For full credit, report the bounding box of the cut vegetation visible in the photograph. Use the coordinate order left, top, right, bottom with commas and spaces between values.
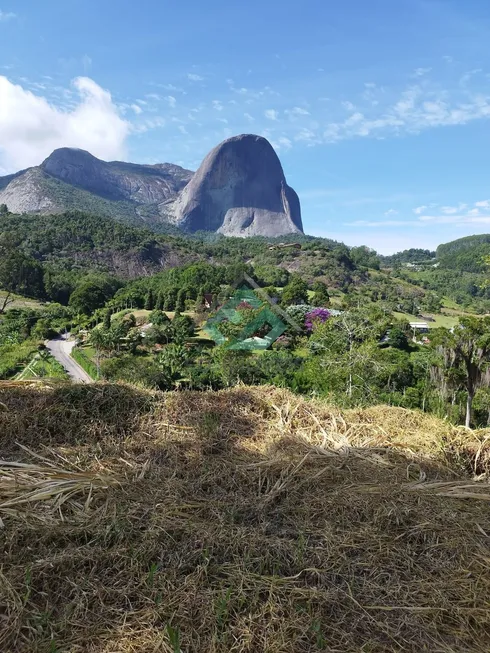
1, 383, 490, 652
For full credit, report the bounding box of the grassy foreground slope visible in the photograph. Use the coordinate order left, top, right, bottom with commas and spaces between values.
1, 383, 490, 652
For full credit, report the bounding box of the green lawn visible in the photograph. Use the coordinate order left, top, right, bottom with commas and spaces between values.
441, 297, 461, 310
0, 291, 44, 311
0, 340, 41, 379
392, 311, 459, 329
16, 351, 68, 380
80, 346, 97, 361
110, 309, 198, 325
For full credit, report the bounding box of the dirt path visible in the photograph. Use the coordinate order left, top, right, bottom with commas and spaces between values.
45, 335, 92, 384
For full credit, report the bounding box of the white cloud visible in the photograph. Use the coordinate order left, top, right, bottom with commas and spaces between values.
347, 219, 418, 228
295, 128, 321, 145
165, 95, 176, 108
187, 73, 204, 82
130, 104, 142, 114
132, 116, 166, 134
460, 69, 482, 88
394, 86, 420, 116
212, 100, 223, 111
157, 83, 185, 93
317, 77, 490, 146
413, 205, 427, 214
265, 109, 278, 120
178, 125, 188, 135
272, 136, 292, 151
440, 206, 458, 215
418, 213, 490, 225
475, 200, 490, 208
145, 93, 161, 101
342, 101, 356, 111
441, 203, 467, 214
384, 209, 398, 216
244, 112, 254, 122
467, 208, 480, 216
412, 67, 431, 77
0, 76, 130, 172
286, 106, 310, 117
0, 10, 16, 21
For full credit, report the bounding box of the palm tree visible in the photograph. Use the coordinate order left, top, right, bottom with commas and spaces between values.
89, 328, 109, 377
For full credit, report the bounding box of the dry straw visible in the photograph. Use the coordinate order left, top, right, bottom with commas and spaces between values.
0, 381, 489, 652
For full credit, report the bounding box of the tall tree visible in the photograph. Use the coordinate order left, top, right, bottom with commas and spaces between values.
195, 287, 205, 313
89, 328, 109, 377
175, 289, 186, 314
103, 309, 112, 330
155, 292, 165, 311
150, 309, 170, 326
311, 281, 330, 307
281, 275, 309, 306
432, 317, 490, 428
306, 309, 390, 401
164, 288, 178, 311
69, 281, 108, 315
172, 315, 195, 345
144, 289, 154, 311
0, 250, 45, 305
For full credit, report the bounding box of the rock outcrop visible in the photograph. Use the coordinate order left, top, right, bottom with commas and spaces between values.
41, 148, 193, 204
171, 134, 303, 237
0, 168, 61, 214
0, 149, 193, 225
0, 135, 304, 238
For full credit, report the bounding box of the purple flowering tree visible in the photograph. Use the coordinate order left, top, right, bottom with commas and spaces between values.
305, 307, 331, 333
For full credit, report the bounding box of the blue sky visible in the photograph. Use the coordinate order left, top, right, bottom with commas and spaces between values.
2, 0, 490, 252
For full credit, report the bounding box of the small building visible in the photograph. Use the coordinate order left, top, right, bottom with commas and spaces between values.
409, 321, 429, 334
204, 293, 214, 309
267, 242, 302, 251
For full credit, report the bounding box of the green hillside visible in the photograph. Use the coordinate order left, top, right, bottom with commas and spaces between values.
436, 234, 490, 272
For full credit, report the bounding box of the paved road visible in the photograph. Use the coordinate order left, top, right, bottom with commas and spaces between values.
46, 335, 93, 384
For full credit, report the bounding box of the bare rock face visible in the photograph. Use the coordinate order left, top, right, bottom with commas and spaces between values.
41, 148, 193, 204
172, 134, 303, 237
0, 168, 62, 214
0, 148, 194, 226
0, 136, 304, 238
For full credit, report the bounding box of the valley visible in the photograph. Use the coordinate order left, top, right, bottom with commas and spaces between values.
2, 201, 490, 429
4, 1, 490, 649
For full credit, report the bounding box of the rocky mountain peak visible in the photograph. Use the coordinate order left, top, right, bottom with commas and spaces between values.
172, 134, 303, 237
0, 134, 303, 238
